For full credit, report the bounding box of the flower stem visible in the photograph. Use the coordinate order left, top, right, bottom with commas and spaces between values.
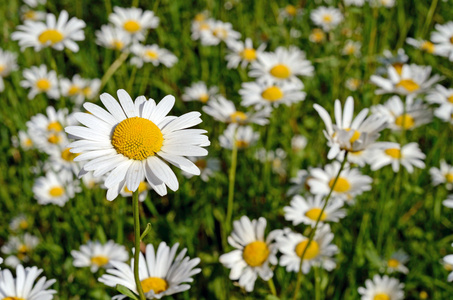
97, 51, 129, 97
292, 153, 348, 300
133, 190, 146, 300
268, 278, 277, 297
225, 128, 238, 236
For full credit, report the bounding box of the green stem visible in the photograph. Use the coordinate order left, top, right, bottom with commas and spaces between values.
314, 266, 321, 300
422, 0, 438, 38
292, 153, 348, 300
268, 278, 277, 297
225, 128, 239, 236
97, 51, 129, 97
133, 190, 146, 300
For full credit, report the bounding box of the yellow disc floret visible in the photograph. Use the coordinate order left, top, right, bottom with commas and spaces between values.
261, 86, 284, 102
91, 255, 110, 266
243, 241, 270, 267
373, 294, 390, 300
4, 297, 26, 300
387, 258, 400, 268
36, 79, 51, 91
241, 48, 257, 61
328, 177, 351, 193
385, 148, 401, 159
38, 29, 64, 45
295, 240, 320, 260
396, 79, 420, 92
395, 114, 415, 129
123, 20, 141, 33
269, 64, 291, 79
229, 111, 248, 123
61, 148, 78, 162
141, 277, 168, 294
49, 186, 65, 197
305, 208, 327, 221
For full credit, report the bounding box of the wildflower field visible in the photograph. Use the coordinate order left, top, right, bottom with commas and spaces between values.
1, 0, 453, 299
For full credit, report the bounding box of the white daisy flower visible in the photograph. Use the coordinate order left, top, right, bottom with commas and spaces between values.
284, 195, 346, 226
444, 252, 453, 281
443, 195, 453, 208
287, 169, 311, 196
0, 265, 56, 300
181, 81, 219, 103
11, 10, 86, 52
406, 38, 447, 56
96, 24, 132, 51
431, 22, 453, 61
430, 160, 453, 190
368, 142, 426, 173
309, 28, 326, 43
33, 171, 79, 206
358, 275, 404, 300
225, 38, 266, 69
130, 44, 178, 68
219, 216, 282, 292
65, 89, 210, 201
434, 103, 453, 124
20, 5, 46, 22
339, 148, 373, 167
60, 74, 101, 106
345, 78, 361, 91
291, 135, 307, 152
375, 49, 409, 76
239, 78, 305, 109
310, 6, 343, 32
0, 48, 18, 92
279, 4, 303, 20
182, 156, 220, 182
344, 0, 365, 6
190, 15, 212, 41
308, 161, 372, 202
255, 148, 287, 176
1, 233, 39, 267
23, 0, 46, 7
13, 130, 34, 150
426, 84, 453, 111
371, 95, 432, 131
200, 20, 241, 47
9, 214, 30, 231
202, 95, 271, 125
81, 171, 104, 189
109, 7, 159, 42
44, 145, 81, 181
385, 250, 409, 274
314, 96, 388, 160
219, 124, 259, 150
342, 40, 361, 56
276, 224, 339, 273
71, 240, 129, 273
20, 64, 59, 100
99, 242, 201, 299
249, 46, 314, 84
369, 0, 396, 7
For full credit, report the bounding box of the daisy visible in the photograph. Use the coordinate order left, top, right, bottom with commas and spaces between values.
249, 46, 314, 84
219, 124, 259, 150
255, 148, 287, 176
426, 84, 453, 111
99, 242, 201, 299
96, 24, 132, 51
225, 38, 266, 69
385, 250, 409, 274
9, 214, 30, 231
287, 169, 311, 196
191, 15, 212, 41
71, 240, 129, 272
358, 275, 404, 300
344, 0, 366, 6
11, 10, 86, 52
81, 171, 104, 189
0, 265, 56, 300
23, 0, 47, 7
130, 44, 178, 68
309, 28, 326, 43
109, 7, 159, 42
276, 224, 338, 273
33, 171, 79, 206
310, 6, 343, 32
375, 49, 409, 76
20, 64, 59, 100
279, 5, 303, 20
370, 0, 396, 8
345, 78, 361, 91
1, 233, 39, 267
12, 130, 34, 150
20, 5, 46, 22
342, 40, 361, 56
308, 161, 372, 201
368, 142, 426, 173
239, 78, 305, 109
434, 103, 453, 124
340, 148, 373, 167
430, 22, 453, 61
430, 160, 453, 190
371, 96, 432, 131
65, 89, 209, 201
291, 135, 307, 152
284, 195, 346, 226
314, 96, 388, 160
444, 252, 453, 281
60, 74, 101, 106
202, 95, 272, 125
443, 195, 453, 208
117, 180, 150, 202
182, 157, 221, 182
181, 82, 219, 103
0, 48, 18, 92
406, 38, 447, 56
200, 20, 241, 46
44, 145, 81, 181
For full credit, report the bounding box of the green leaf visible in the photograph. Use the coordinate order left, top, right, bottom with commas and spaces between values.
116, 284, 139, 300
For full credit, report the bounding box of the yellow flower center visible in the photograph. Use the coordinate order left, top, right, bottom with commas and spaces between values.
241, 48, 257, 61
345, 128, 361, 144
387, 258, 400, 268
24, 138, 33, 147
47, 121, 63, 132
242, 241, 270, 267
124, 181, 148, 193
373, 294, 390, 300
447, 95, 453, 104
269, 64, 291, 79
36, 79, 51, 91
3, 297, 26, 300
305, 208, 327, 221
199, 23, 210, 30
229, 111, 248, 123
90, 255, 110, 267
311, 29, 325, 43
261, 86, 284, 102
395, 114, 415, 129
47, 133, 61, 144
82, 87, 91, 96
236, 140, 249, 148
38, 29, 64, 45
141, 277, 168, 294
145, 50, 159, 60
19, 220, 29, 230
295, 240, 320, 260
0, 65, 5, 73
199, 93, 209, 103
286, 5, 297, 16
384, 148, 401, 159
421, 41, 435, 53
392, 63, 403, 75
18, 244, 29, 253
23, 10, 37, 20
322, 14, 333, 23
450, 36, 453, 44
68, 85, 80, 96
49, 186, 65, 197
328, 177, 351, 193
61, 148, 78, 162
445, 173, 453, 183
123, 20, 141, 33
112, 40, 124, 50
213, 28, 228, 39
111, 117, 163, 160
194, 13, 205, 22
396, 79, 420, 92
419, 291, 429, 299
345, 45, 356, 55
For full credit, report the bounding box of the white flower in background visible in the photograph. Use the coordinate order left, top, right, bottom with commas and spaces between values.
66, 89, 209, 201
309, 28, 326, 43
71, 240, 129, 272
99, 242, 201, 299
33, 171, 79, 206
225, 38, 266, 69
191, 14, 212, 41
130, 44, 178, 68
345, 78, 361, 91
427, 84, 453, 111
44, 145, 81, 181
81, 171, 104, 189
344, 0, 365, 6
23, 0, 47, 7
287, 169, 311, 196
434, 104, 453, 124
406, 38, 447, 56
276, 224, 338, 273
95, 24, 132, 51
20, 5, 46, 21
430, 160, 453, 190
255, 148, 287, 176
114, 180, 149, 201
385, 250, 409, 274
430, 22, 453, 61
310, 6, 343, 32
219, 216, 281, 292
239, 79, 305, 109
291, 135, 307, 152
371, 96, 432, 131
369, 0, 396, 8
219, 124, 259, 150
444, 249, 453, 282
0, 48, 18, 92
182, 82, 219, 103
279, 5, 303, 20
358, 275, 404, 300
182, 157, 220, 182
339, 148, 373, 167
60, 74, 101, 106
1, 233, 39, 267
203, 96, 271, 125
443, 195, 453, 208
308, 161, 372, 202
368, 142, 426, 173
20, 64, 60, 100
342, 40, 361, 56
375, 49, 409, 75
9, 214, 30, 231
249, 46, 314, 84
11, 10, 86, 52
284, 195, 346, 226
12, 130, 34, 150
109, 7, 159, 42
200, 20, 241, 46
0, 265, 56, 300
